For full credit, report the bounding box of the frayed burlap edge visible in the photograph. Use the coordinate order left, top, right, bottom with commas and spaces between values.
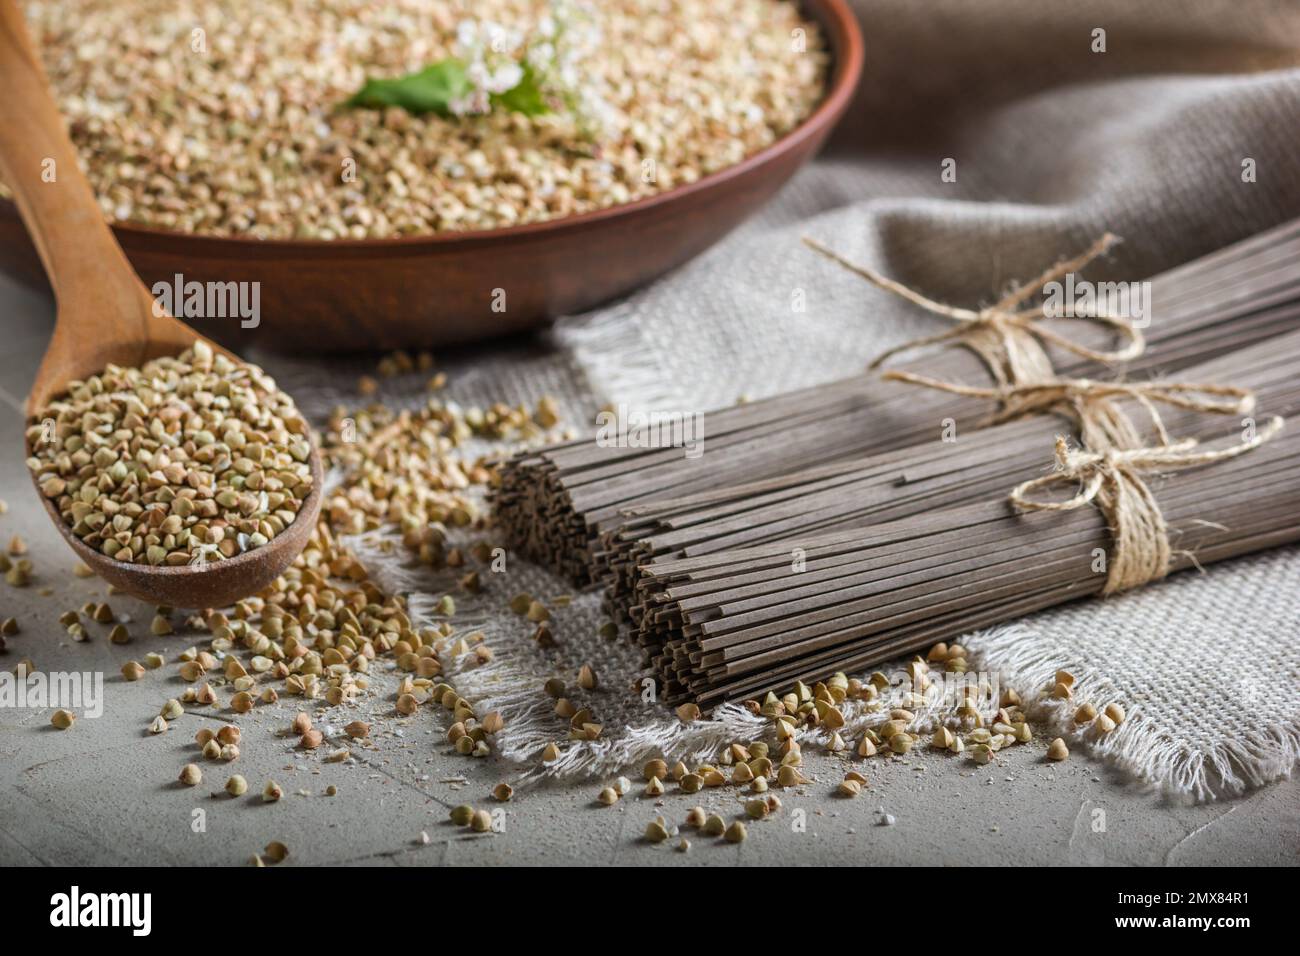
971, 624, 1300, 802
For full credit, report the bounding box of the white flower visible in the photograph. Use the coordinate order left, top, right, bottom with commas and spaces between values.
486, 61, 524, 95
455, 20, 478, 51
446, 3, 611, 133
480, 20, 521, 54
527, 42, 555, 69
466, 59, 490, 88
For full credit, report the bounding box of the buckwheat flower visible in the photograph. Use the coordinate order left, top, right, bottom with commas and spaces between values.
486, 61, 524, 95
484, 22, 524, 55
466, 59, 490, 89
456, 19, 479, 50
527, 42, 555, 70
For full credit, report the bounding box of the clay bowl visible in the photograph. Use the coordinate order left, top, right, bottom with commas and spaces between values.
0, 0, 863, 352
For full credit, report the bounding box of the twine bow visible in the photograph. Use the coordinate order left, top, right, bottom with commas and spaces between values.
802, 233, 1143, 390
1010, 417, 1284, 594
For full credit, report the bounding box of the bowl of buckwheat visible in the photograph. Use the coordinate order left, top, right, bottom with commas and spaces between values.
0, 0, 862, 349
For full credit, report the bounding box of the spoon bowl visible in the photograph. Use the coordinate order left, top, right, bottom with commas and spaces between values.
32, 450, 323, 609
3, 0, 323, 609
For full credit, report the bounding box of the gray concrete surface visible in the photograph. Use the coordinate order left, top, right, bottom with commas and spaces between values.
2, 275, 1297, 867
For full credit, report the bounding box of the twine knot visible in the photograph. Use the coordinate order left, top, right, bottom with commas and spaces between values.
1011, 418, 1284, 593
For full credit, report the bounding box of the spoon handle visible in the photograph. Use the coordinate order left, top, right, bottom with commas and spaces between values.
0, 0, 140, 310
0, 0, 228, 417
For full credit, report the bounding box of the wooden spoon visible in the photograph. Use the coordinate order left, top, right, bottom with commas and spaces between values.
0, 0, 321, 608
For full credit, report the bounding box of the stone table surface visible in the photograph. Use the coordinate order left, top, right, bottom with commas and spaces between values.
2, 275, 1296, 867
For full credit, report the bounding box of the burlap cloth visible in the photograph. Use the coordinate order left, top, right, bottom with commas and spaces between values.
264, 0, 1300, 801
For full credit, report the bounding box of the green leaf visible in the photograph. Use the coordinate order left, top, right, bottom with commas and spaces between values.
346, 57, 552, 120
489, 63, 550, 117
346, 60, 472, 116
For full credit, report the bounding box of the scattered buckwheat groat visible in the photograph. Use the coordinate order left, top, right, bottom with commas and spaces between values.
121, 661, 146, 681
644, 818, 670, 843
25, 341, 313, 567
